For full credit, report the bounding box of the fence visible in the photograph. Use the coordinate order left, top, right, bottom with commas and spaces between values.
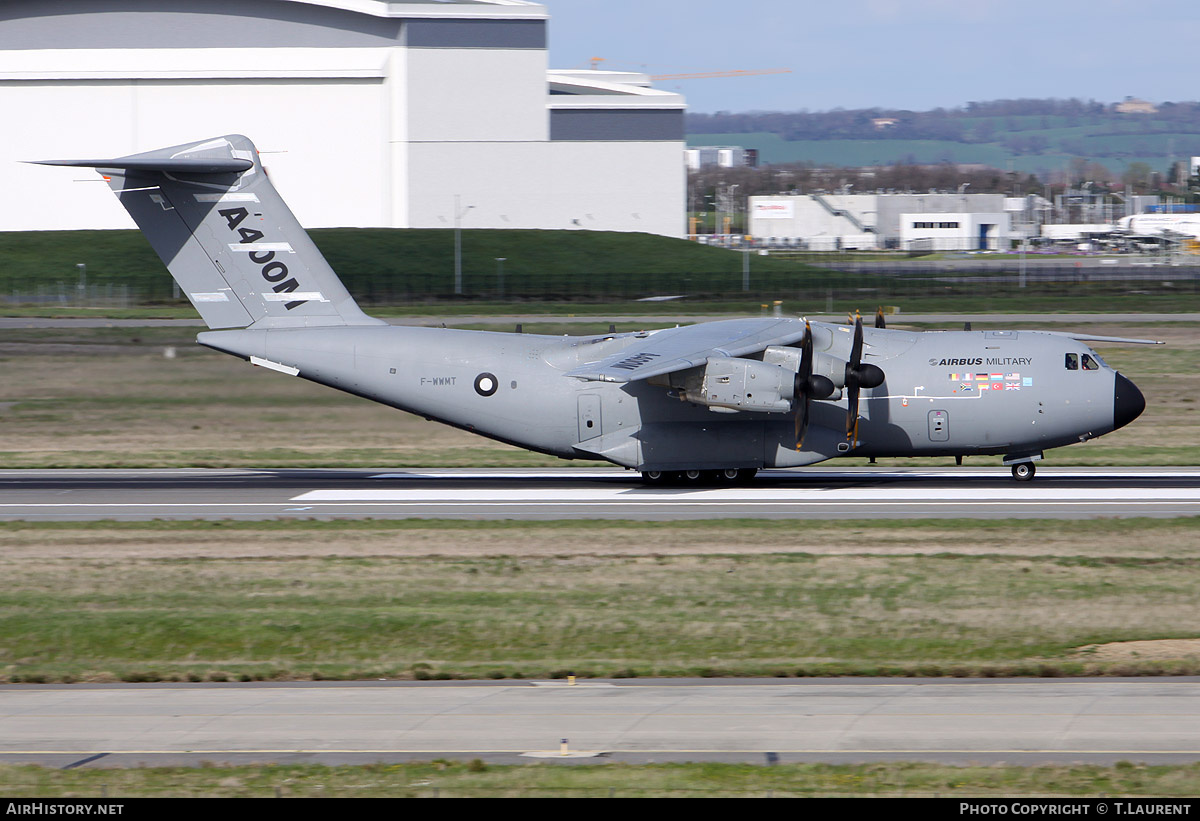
3, 282, 135, 308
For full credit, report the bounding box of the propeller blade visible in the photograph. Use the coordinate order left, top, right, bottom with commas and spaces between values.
842, 312, 883, 444
846, 379, 860, 440
875, 307, 886, 329
799, 320, 814, 382
794, 321, 814, 449
793, 320, 833, 449
850, 312, 864, 366
794, 392, 810, 449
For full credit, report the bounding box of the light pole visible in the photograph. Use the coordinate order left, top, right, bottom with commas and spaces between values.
454, 194, 474, 296
495, 257, 506, 298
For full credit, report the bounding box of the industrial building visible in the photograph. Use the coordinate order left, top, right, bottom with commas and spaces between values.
747, 192, 1021, 251
685, 146, 757, 170
2, 0, 686, 236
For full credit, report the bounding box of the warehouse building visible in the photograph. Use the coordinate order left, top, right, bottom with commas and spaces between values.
748, 192, 1016, 251
2, 0, 686, 236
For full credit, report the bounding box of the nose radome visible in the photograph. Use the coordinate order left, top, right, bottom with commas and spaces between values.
1113, 373, 1145, 431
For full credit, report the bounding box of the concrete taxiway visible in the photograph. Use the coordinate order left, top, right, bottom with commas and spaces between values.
4, 678, 1200, 767
0, 466, 1197, 521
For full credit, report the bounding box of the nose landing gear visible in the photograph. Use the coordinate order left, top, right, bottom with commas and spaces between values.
1005, 452, 1042, 482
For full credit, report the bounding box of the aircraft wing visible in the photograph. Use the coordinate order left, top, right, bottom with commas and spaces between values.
566, 318, 808, 383
1051, 332, 1164, 345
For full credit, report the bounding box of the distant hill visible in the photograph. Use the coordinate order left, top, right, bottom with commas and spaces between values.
687, 98, 1200, 175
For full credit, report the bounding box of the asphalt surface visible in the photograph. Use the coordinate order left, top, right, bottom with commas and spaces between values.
1, 466, 1198, 521
5, 678, 1200, 767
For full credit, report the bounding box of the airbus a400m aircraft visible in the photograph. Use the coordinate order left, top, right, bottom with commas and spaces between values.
38, 135, 1153, 482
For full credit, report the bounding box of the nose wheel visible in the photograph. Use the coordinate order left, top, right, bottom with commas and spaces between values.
1011, 462, 1036, 481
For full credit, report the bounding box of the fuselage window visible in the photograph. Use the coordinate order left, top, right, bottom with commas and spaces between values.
1082, 353, 1100, 371
1065, 353, 1079, 370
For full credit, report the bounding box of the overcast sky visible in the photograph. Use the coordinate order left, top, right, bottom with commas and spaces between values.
543, 0, 1200, 113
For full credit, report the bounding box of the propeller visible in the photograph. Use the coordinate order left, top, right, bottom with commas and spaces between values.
844, 312, 885, 444
793, 320, 834, 449
875, 306, 887, 329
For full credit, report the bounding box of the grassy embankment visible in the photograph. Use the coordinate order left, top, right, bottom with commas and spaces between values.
4, 227, 1200, 315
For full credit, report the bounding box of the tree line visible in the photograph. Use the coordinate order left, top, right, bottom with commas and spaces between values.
688, 97, 1200, 144
686, 158, 1187, 210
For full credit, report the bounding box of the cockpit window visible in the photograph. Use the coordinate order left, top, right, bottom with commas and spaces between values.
1065, 353, 1079, 370
1082, 353, 1100, 371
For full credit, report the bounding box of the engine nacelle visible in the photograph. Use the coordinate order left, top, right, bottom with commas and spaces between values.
688, 357, 794, 413
764, 345, 845, 389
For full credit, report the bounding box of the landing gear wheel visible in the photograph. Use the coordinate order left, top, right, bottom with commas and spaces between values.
641, 470, 668, 485
718, 468, 741, 485
1011, 462, 1036, 482
683, 469, 706, 484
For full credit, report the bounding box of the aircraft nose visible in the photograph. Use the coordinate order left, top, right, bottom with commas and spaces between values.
1113, 372, 1145, 431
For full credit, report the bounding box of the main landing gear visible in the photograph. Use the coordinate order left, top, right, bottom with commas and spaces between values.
641, 468, 758, 486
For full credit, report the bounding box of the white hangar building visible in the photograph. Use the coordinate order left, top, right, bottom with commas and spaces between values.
2, 0, 686, 236
748, 193, 1017, 251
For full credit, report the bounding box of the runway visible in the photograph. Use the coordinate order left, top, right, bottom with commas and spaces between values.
5, 678, 1200, 767
0, 466, 1197, 520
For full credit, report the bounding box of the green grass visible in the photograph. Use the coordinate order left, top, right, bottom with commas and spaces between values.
4, 760, 1200, 798
0, 227, 819, 301
6, 517, 1200, 683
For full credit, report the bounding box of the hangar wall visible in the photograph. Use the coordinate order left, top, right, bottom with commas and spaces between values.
0, 0, 685, 237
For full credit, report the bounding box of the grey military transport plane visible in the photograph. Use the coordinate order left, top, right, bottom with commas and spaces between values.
37, 135, 1154, 482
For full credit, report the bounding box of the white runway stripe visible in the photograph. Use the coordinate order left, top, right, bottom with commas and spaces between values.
293, 486, 1200, 503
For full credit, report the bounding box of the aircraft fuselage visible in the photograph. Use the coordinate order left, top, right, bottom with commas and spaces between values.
199, 318, 1142, 473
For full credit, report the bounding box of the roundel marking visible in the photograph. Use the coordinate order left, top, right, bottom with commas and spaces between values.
474, 372, 499, 397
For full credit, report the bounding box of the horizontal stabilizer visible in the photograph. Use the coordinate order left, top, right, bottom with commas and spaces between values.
31, 158, 253, 174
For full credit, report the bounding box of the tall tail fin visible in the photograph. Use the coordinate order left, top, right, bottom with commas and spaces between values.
35, 135, 382, 329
